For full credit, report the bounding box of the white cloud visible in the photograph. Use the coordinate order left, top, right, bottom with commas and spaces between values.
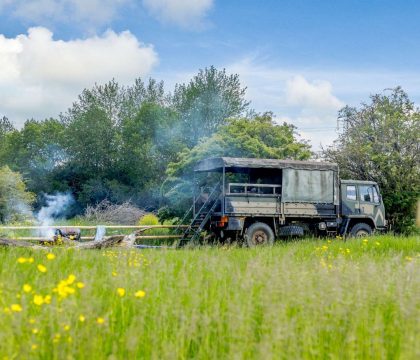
0, 27, 158, 126
0, 0, 214, 29
228, 57, 420, 150
142, 0, 213, 28
226, 57, 344, 150
0, 0, 129, 28
286, 75, 343, 110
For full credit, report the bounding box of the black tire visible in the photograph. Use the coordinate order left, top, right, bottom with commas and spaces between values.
244, 222, 275, 247
279, 225, 305, 237
350, 223, 373, 237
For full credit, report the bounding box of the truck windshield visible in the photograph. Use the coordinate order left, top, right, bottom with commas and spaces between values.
359, 185, 379, 203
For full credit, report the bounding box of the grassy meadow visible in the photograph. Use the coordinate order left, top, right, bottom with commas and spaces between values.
0, 235, 419, 359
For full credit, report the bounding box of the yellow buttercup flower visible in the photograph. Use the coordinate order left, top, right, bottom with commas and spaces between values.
53, 277, 78, 299
31, 344, 38, 351
79, 315, 85, 322
17, 257, 27, 264
66, 274, 76, 285
46, 253, 56, 260
32, 328, 39, 334
23, 284, 32, 293
134, 290, 146, 298
63, 324, 70, 331
37, 264, 47, 273
33, 295, 44, 306
117, 288, 125, 297
28, 257, 34, 263
96, 317, 105, 324
11, 304, 22, 312
76, 282, 85, 289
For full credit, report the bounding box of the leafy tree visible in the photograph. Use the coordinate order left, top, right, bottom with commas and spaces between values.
65, 106, 119, 176
324, 87, 420, 233
61, 78, 167, 126
120, 102, 183, 189
0, 117, 15, 166
161, 113, 311, 219
0, 119, 66, 194
0, 116, 14, 136
172, 66, 250, 147
0, 166, 35, 223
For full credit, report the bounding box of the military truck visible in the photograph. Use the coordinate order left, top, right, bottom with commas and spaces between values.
180, 157, 387, 246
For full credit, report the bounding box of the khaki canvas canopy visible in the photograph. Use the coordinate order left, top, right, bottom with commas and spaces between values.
195, 157, 339, 204
194, 157, 338, 172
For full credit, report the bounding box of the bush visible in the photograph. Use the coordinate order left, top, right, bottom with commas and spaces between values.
138, 213, 160, 226
84, 200, 145, 225
0, 166, 35, 224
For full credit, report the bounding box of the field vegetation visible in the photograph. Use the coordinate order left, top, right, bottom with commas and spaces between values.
0, 235, 418, 359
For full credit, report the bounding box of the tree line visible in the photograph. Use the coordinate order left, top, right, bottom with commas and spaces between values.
0, 67, 418, 233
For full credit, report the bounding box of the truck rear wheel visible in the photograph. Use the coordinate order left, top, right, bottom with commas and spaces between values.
350, 223, 373, 237
245, 222, 275, 247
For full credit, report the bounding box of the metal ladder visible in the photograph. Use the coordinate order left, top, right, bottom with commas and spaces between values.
178, 183, 221, 247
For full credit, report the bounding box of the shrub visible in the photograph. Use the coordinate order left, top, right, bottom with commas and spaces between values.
0, 166, 35, 224
138, 213, 160, 226
84, 200, 145, 225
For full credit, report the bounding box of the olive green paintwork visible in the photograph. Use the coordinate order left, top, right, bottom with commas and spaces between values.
340, 180, 387, 228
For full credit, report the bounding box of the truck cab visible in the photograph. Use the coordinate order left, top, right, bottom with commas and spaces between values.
340, 180, 387, 236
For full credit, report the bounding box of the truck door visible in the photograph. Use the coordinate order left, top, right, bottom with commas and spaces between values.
358, 185, 386, 228
341, 184, 360, 216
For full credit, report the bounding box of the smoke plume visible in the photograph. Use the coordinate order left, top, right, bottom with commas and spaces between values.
36, 193, 75, 239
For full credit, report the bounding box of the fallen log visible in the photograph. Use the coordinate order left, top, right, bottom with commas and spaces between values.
0, 238, 46, 249
73, 235, 126, 249
0, 235, 132, 249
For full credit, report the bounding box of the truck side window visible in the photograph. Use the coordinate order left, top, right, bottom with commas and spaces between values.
346, 185, 356, 200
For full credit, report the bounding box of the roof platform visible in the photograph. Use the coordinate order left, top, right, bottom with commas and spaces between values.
194, 157, 338, 172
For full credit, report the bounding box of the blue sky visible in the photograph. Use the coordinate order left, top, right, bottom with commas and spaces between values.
1, 0, 419, 149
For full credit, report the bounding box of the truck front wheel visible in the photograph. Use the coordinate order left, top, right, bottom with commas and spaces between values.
350, 223, 373, 237
245, 222, 275, 247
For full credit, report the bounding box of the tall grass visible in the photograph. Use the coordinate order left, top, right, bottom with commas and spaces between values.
0, 235, 418, 359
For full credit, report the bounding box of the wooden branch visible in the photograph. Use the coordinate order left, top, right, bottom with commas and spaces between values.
0, 235, 128, 249
0, 238, 47, 249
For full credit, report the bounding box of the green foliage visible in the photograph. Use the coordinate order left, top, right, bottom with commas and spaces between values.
0, 119, 66, 195
167, 112, 311, 178
138, 213, 159, 226
65, 106, 119, 177
0, 236, 418, 358
0, 116, 14, 136
120, 102, 183, 190
57, 79, 185, 209
324, 87, 420, 233
0, 166, 35, 223
172, 66, 250, 147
